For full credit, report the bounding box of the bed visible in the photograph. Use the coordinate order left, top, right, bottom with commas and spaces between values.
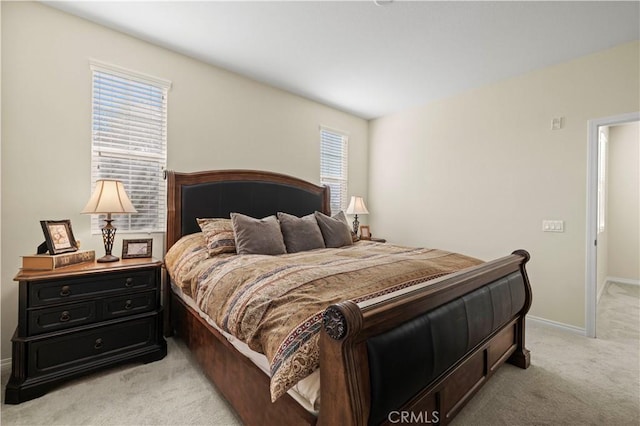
164, 169, 532, 426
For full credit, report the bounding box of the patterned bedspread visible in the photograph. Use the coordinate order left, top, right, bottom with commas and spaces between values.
165, 233, 482, 401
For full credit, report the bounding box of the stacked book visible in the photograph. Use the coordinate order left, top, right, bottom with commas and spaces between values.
22, 250, 95, 271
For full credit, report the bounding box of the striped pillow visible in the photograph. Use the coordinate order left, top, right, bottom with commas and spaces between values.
196, 218, 237, 257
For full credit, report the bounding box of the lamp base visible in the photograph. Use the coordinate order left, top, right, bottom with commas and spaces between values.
352, 215, 360, 236
97, 254, 119, 263
99, 216, 118, 263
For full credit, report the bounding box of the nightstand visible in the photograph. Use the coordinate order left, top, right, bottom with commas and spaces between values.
5, 258, 167, 404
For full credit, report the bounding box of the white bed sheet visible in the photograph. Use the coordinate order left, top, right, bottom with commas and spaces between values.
171, 283, 321, 414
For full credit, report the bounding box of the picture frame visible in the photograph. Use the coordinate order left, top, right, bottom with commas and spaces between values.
122, 238, 153, 259
360, 225, 371, 240
40, 220, 79, 255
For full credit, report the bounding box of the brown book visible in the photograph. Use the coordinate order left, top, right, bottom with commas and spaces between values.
22, 250, 95, 270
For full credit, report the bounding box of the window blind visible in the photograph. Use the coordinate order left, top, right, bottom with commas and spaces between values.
90, 61, 170, 233
320, 127, 349, 214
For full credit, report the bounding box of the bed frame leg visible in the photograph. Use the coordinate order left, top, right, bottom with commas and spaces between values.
509, 347, 530, 369
163, 271, 174, 337
508, 250, 532, 369
507, 317, 530, 369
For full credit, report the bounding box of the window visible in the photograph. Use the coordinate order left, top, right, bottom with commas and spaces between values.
90, 60, 171, 233
320, 127, 348, 214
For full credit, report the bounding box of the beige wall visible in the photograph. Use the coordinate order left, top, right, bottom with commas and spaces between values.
607, 122, 640, 281
1, 2, 368, 360
369, 41, 640, 329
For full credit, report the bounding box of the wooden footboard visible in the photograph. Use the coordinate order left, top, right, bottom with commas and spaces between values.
317, 250, 532, 426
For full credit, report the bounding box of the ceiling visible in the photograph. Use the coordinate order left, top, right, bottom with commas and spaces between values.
44, 1, 640, 120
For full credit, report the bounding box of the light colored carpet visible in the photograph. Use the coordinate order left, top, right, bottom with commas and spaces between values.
1, 282, 638, 425
1, 337, 242, 426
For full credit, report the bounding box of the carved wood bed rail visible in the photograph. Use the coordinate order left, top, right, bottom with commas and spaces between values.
164, 169, 532, 426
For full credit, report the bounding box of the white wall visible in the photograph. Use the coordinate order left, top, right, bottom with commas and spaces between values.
0, 0, 3, 369
607, 122, 640, 282
369, 41, 640, 329
596, 128, 609, 301
1, 2, 368, 360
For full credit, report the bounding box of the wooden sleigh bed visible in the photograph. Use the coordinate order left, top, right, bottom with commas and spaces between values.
164, 169, 532, 426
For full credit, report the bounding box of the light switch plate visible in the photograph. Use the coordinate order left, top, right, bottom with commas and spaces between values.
542, 220, 564, 232
551, 117, 564, 130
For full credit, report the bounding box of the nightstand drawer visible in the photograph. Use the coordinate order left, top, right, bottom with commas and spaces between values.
28, 315, 157, 377
28, 301, 97, 335
103, 290, 157, 319
29, 270, 156, 307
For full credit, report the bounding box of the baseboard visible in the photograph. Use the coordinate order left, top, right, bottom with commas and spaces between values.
527, 315, 586, 335
597, 280, 610, 304
606, 276, 640, 286
1, 357, 11, 374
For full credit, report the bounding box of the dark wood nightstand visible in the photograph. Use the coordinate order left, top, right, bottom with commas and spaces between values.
5, 258, 167, 404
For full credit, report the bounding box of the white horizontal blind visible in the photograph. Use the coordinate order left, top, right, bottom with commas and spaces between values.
320, 127, 348, 214
90, 61, 170, 233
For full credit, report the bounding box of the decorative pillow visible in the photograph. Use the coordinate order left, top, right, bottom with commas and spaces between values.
277, 212, 326, 253
196, 218, 236, 257
314, 211, 354, 248
230, 213, 287, 255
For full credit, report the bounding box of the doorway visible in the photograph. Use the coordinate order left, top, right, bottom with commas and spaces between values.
586, 112, 640, 337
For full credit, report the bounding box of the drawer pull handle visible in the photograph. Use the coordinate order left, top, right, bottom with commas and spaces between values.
59, 311, 71, 322
60, 286, 71, 297
94, 338, 103, 350
125, 278, 134, 287
124, 300, 133, 310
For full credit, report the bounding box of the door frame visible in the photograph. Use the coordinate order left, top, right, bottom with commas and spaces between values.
585, 111, 639, 337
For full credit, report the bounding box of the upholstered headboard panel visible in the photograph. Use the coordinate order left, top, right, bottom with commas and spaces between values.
166, 170, 331, 250
180, 181, 328, 236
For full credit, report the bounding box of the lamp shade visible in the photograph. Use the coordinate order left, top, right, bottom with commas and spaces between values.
345, 196, 369, 215
81, 179, 137, 214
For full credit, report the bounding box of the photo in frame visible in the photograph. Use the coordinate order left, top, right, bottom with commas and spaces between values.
122, 238, 153, 259
360, 225, 371, 240
40, 220, 79, 255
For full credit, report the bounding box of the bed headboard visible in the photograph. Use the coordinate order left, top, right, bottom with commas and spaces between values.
166, 169, 331, 250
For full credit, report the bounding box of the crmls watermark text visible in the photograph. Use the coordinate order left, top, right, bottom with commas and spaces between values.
388, 411, 440, 424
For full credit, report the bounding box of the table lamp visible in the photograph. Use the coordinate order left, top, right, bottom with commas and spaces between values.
345, 196, 369, 236
81, 179, 137, 262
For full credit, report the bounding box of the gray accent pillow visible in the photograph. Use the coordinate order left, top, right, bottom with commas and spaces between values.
277, 212, 326, 253
230, 213, 287, 255
314, 211, 354, 248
